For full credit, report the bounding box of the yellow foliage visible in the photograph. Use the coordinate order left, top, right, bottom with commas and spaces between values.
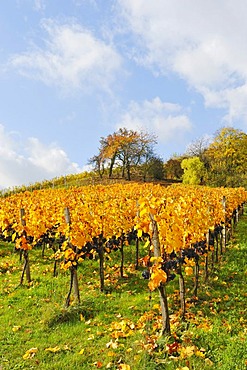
137, 229, 142, 238
179, 345, 196, 359
184, 266, 194, 276
148, 268, 167, 291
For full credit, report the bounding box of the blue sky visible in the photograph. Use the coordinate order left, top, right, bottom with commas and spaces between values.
0, 0, 246, 189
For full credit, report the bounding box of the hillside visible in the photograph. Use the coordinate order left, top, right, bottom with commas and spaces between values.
0, 170, 181, 197
0, 184, 246, 370
0, 211, 246, 369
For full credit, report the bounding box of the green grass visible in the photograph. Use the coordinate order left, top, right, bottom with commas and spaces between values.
0, 215, 247, 370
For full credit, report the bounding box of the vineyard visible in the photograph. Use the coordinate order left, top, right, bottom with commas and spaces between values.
0, 183, 247, 369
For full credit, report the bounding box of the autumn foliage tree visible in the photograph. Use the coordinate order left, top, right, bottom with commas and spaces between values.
185, 135, 210, 162
204, 127, 247, 187
181, 157, 205, 185
89, 128, 157, 180
182, 127, 247, 188
88, 154, 105, 178
141, 155, 164, 181
164, 156, 184, 180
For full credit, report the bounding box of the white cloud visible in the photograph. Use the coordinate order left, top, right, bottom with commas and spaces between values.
34, 0, 46, 11
26, 137, 80, 174
117, 0, 247, 124
9, 19, 122, 93
116, 97, 192, 142
73, 0, 97, 6
0, 124, 81, 189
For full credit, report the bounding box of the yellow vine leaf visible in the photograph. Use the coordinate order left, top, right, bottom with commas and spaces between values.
118, 365, 131, 370
137, 229, 142, 238
148, 269, 167, 291
45, 346, 61, 353
150, 256, 163, 263
195, 350, 205, 358
179, 345, 196, 359
139, 208, 147, 217
106, 339, 118, 349
184, 266, 194, 276
12, 325, 21, 332
143, 239, 150, 249
23, 348, 38, 360
204, 358, 214, 366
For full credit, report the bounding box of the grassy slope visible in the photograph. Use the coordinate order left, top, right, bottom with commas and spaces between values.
0, 213, 247, 370
1, 170, 179, 198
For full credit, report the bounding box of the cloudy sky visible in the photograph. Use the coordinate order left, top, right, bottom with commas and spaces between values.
0, 0, 246, 189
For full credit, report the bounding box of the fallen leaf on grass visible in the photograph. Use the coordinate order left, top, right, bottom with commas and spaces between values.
166, 341, 180, 354
109, 319, 135, 339
106, 339, 118, 349
179, 345, 195, 359
12, 326, 21, 332
205, 358, 214, 366
45, 346, 61, 353
195, 350, 205, 358
197, 321, 213, 331
45, 345, 70, 353
118, 365, 131, 370
93, 361, 103, 368
23, 348, 38, 360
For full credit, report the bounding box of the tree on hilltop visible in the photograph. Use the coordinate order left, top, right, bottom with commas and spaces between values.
89, 128, 158, 180
204, 127, 247, 187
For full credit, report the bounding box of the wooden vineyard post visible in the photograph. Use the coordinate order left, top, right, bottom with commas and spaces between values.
192, 257, 200, 298
98, 235, 105, 292
210, 229, 215, 271
236, 207, 239, 223
53, 248, 58, 278
204, 231, 210, 281
230, 211, 235, 237
135, 236, 139, 270
240, 203, 244, 216
215, 227, 219, 263
232, 206, 239, 232
222, 196, 227, 252
135, 203, 140, 270
150, 214, 171, 335
177, 256, 186, 320
64, 207, 80, 307
220, 226, 223, 256
120, 235, 124, 278
179, 271, 186, 320
19, 208, 31, 284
